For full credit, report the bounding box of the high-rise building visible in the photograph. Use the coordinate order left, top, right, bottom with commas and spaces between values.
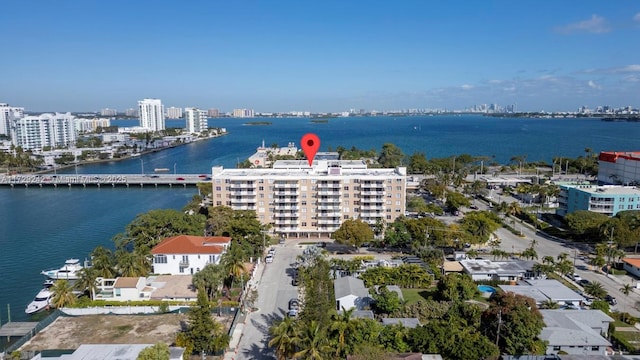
207, 108, 220, 117
598, 151, 640, 185
184, 107, 208, 134
100, 108, 118, 117
75, 118, 111, 133
211, 160, 407, 238
11, 112, 76, 150
232, 108, 255, 118
166, 107, 183, 119
125, 108, 138, 117
0, 103, 24, 137
137, 99, 165, 131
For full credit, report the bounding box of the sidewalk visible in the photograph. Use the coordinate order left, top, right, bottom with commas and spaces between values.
223, 261, 267, 360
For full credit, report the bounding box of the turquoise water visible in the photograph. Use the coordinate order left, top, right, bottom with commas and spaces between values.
1, 115, 639, 324
478, 285, 496, 293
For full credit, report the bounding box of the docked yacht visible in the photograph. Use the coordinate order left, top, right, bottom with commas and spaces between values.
25, 288, 53, 314
41, 259, 83, 280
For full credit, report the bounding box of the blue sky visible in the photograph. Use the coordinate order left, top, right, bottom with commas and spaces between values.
1, 1, 639, 113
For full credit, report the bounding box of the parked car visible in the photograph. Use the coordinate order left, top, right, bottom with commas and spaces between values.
579, 279, 590, 286
265, 255, 273, 263
176, 177, 185, 181
605, 295, 617, 305
288, 298, 300, 316
569, 273, 582, 282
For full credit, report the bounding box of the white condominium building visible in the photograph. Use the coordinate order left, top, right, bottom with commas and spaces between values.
184, 107, 208, 134
0, 103, 24, 137
75, 118, 111, 133
211, 160, 407, 238
232, 108, 255, 118
138, 98, 165, 131
166, 106, 183, 119
11, 112, 76, 150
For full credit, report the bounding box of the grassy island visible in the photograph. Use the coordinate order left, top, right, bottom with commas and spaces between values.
244, 121, 272, 126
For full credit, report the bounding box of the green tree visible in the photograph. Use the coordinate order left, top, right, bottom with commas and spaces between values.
183, 288, 230, 356
565, 210, 609, 240
115, 249, 150, 277
329, 307, 358, 357
332, 219, 374, 249
378, 143, 405, 168
371, 286, 402, 314
192, 264, 225, 301
461, 211, 501, 244
481, 292, 545, 355
137, 342, 170, 360
406, 195, 429, 213
445, 191, 471, 211
115, 209, 206, 252
51, 279, 76, 308
292, 320, 332, 360
437, 273, 478, 302
269, 316, 298, 360
91, 246, 116, 278
75, 267, 99, 300
383, 220, 411, 248
408, 152, 430, 174
583, 281, 606, 299
221, 244, 247, 290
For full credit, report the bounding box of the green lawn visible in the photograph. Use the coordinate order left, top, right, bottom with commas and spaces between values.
401, 288, 433, 304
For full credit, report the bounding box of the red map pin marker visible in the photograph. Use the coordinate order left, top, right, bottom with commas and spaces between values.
301, 133, 320, 166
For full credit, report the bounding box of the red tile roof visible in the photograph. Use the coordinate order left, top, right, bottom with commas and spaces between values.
623, 257, 640, 268
151, 235, 231, 255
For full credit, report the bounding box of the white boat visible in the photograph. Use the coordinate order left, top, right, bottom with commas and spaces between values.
41, 259, 83, 280
25, 288, 53, 314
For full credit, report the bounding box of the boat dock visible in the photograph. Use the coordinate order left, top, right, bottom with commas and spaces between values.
0, 174, 210, 188
0, 322, 37, 339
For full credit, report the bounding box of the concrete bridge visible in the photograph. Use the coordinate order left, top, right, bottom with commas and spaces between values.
0, 173, 211, 188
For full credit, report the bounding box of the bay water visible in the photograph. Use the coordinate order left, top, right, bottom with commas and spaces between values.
1, 115, 638, 324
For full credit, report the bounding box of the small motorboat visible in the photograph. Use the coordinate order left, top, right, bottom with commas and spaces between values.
25, 288, 53, 314
41, 259, 83, 280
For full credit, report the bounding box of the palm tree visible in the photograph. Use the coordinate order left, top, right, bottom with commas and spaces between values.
521, 247, 538, 260
330, 307, 357, 357
91, 246, 116, 278
539, 299, 560, 309
506, 202, 522, 217
268, 316, 298, 360
542, 256, 555, 266
221, 244, 246, 291
292, 320, 332, 360
620, 283, 633, 312
75, 267, 99, 300
51, 279, 76, 308
584, 281, 607, 299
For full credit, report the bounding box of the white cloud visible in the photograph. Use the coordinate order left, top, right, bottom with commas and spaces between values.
634, 13, 640, 22
587, 80, 600, 89
555, 15, 611, 34
461, 84, 473, 90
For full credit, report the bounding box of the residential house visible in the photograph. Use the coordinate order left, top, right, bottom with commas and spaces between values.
94, 277, 152, 301
30, 344, 184, 360
334, 276, 372, 311
539, 309, 613, 356
151, 235, 231, 275
459, 259, 534, 282
622, 258, 640, 279
499, 279, 585, 306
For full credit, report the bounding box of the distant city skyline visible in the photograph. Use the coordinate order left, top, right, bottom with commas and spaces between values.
1, 1, 639, 113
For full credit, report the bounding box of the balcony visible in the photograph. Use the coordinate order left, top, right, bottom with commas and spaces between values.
229, 184, 255, 190
274, 219, 299, 225
274, 198, 298, 204
274, 205, 299, 211
318, 218, 341, 225
231, 197, 257, 204
231, 191, 256, 196
274, 183, 299, 189
317, 205, 340, 211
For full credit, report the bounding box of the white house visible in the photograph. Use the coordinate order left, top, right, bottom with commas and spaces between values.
622, 258, 640, 279
333, 276, 372, 311
94, 277, 151, 301
459, 259, 534, 282
151, 235, 231, 275
539, 309, 613, 356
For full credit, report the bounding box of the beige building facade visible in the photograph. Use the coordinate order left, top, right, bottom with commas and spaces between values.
211, 160, 407, 238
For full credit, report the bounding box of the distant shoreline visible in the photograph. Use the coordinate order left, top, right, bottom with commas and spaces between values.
34, 132, 229, 175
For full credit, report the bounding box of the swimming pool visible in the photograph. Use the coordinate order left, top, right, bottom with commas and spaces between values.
478, 285, 496, 293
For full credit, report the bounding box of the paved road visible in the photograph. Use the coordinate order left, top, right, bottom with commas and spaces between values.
236, 244, 302, 360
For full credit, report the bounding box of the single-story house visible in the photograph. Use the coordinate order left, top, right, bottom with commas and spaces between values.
149, 275, 198, 302
622, 257, 640, 278
151, 235, 231, 275
539, 309, 613, 356
29, 344, 184, 360
499, 279, 584, 306
334, 276, 372, 311
460, 259, 534, 282
94, 277, 150, 301
441, 261, 464, 275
